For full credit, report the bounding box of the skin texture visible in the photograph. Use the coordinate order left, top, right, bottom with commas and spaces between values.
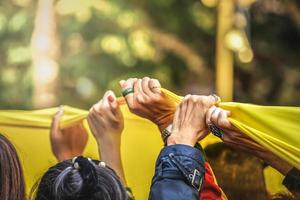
50, 108, 88, 162
87, 90, 127, 186
168, 94, 216, 146
206, 106, 293, 175
119, 77, 176, 132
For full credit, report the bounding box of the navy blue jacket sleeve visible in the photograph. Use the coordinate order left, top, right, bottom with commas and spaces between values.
148, 144, 205, 200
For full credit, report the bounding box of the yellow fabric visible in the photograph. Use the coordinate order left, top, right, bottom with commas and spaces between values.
0, 89, 299, 199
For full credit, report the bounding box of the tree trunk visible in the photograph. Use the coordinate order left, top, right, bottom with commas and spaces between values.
31, 0, 60, 108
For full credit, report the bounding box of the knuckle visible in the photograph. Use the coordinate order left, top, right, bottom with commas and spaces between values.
191, 95, 199, 103
136, 95, 145, 104
129, 103, 138, 111
91, 105, 98, 112
218, 119, 227, 127
142, 77, 150, 81
183, 95, 191, 102
153, 95, 162, 102
146, 97, 154, 104
211, 115, 218, 123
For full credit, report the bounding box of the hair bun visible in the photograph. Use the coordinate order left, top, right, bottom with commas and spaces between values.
72, 156, 98, 194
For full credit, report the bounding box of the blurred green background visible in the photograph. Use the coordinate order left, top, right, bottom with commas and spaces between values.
0, 0, 299, 110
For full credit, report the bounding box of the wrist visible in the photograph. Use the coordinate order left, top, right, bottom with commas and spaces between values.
56, 153, 73, 162
95, 133, 121, 145
166, 134, 195, 147
156, 114, 174, 132
98, 145, 122, 163
259, 151, 293, 175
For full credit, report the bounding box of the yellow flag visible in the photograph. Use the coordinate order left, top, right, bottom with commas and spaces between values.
0, 89, 299, 199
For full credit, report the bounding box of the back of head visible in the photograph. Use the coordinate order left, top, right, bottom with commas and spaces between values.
0, 134, 26, 200
205, 143, 269, 200
33, 156, 128, 200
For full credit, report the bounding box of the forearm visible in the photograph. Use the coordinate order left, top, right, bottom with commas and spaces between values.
149, 144, 205, 200
248, 148, 293, 175
97, 139, 127, 186
221, 128, 293, 175
261, 153, 292, 175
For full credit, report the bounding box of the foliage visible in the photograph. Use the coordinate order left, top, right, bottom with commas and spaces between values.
0, 0, 299, 109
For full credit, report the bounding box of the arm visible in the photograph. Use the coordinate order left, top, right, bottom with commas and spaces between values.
120, 78, 221, 198
206, 106, 293, 175
206, 106, 300, 195
149, 95, 217, 200
87, 91, 127, 186
149, 144, 205, 200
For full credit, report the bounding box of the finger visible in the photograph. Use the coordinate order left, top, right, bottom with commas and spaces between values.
134, 79, 145, 104
141, 77, 152, 97
119, 80, 126, 88
120, 78, 136, 108
172, 105, 181, 132
101, 90, 118, 119
93, 100, 103, 113
89, 108, 105, 125
51, 106, 64, 133
149, 78, 162, 94
201, 95, 220, 108
107, 91, 123, 118
180, 95, 191, 126
210, 94, 221, 104
186, 95, 196, 121
107, 91, 118, 110
217, 110, 231, 128
206, 106, 217, 125
210, 107, 221, 125
87, 112, 104, 137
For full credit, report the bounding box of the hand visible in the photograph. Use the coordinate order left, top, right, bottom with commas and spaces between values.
167, 95, 217, 146
87, 90, 127, 185
50, 107, 88, 162
87, 90, 124, 144
119, 77, 176, 131
206, 106, 268, 153
206, 106, 293, 175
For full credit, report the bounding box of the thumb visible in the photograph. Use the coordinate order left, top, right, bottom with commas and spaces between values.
107, 91, 119, 110
51, 106, 64, 135
119, 80, 126, 89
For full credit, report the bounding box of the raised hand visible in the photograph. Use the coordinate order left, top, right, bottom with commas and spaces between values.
50, 107, 88, 162
167, 95, 217, 146
206, 106, 293, 175
87, 90, 127, 185
87, 90, 124, 144
119, 77, 176, 131
206, 106, 266, 153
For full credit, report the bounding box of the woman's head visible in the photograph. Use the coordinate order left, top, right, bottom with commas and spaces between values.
0, 134, 26, 200
34, 156, 128, 200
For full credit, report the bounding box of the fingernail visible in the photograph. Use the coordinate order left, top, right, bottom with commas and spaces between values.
119, 80, 125, 86
184, 94, 191, 100
108, 95, 115, 102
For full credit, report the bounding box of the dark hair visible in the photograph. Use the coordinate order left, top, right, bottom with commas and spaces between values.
32, 156, 128, 200
0, 134, 26, 200
205, 143, 269, 200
